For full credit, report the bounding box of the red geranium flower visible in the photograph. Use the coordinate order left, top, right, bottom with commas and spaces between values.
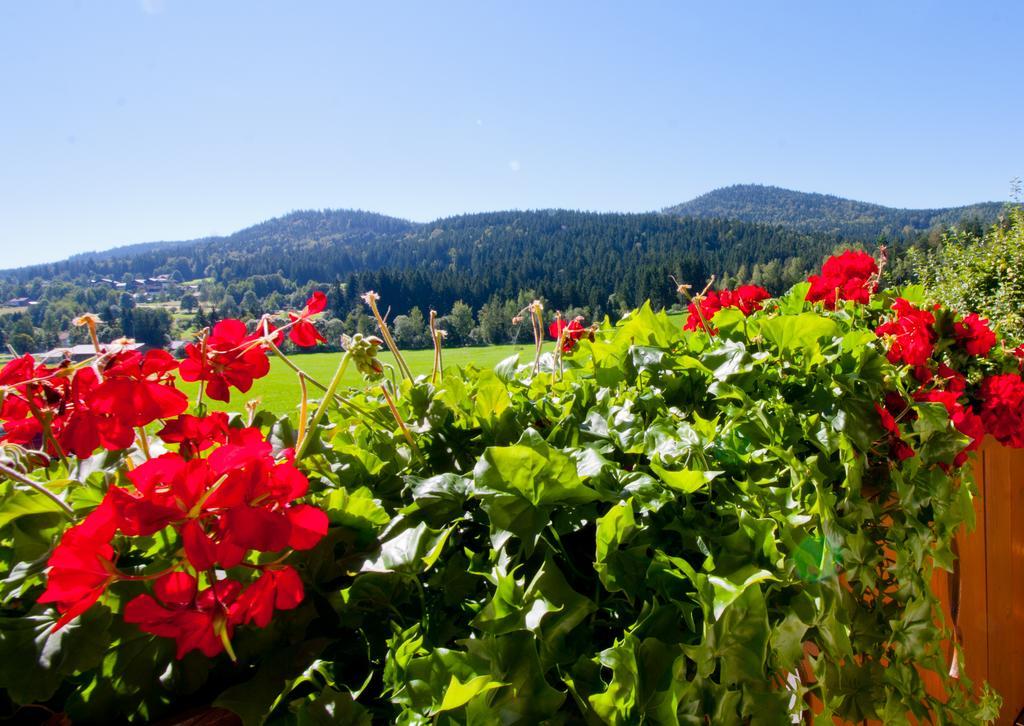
548, 316, 588, 353
179, 319, 271, 403
234, 565, 305, 628
84, 349, 188, 432
158, 412, 231, 458
979, 374, 1024, 448
683, 286, 770, 334
124, 575, 245, 659
0, 355, 67, 451
875, 298, 936, 368
953, 313, 996, 357
110, 430, 325, 569
287, 292, 327, 348
806, 251, 878, 308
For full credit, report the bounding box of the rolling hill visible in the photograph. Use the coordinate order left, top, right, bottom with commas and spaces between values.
664, 184, 1004, 240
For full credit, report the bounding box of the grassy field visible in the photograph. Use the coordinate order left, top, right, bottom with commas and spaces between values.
178, 343, 534, 416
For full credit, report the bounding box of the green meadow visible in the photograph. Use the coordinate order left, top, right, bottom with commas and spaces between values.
178, 343, 534, 416
178, 313, 686, 416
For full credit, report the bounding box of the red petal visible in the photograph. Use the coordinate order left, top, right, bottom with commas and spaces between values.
227, 506, 291, 552
154, 571, 197, 607
288, 320, 326, 348
182, 520, 219, 570
304, 291, 327, 315
286, 504, 328, 550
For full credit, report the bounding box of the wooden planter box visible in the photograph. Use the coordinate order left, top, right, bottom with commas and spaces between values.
953, 438, 1024, 724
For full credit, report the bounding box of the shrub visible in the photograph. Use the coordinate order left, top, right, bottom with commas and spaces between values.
1, 265, 1018, 724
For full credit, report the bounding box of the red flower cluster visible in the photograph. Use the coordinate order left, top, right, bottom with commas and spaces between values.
178, 293, 327, 403
682, 285, 771, 334
548, 316, 590, 353
0, 349, 188, 459
806, 250, 878, 308
124, 566, 304, 659
38, 419, 328, 657
978, 374, 1024, 448
953, 313, 996, 357
179, 319, 272, 403
874, 298, 937, 368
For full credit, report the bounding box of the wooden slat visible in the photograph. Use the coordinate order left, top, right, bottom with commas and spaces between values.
959, 445, 989, 687
985, 440, 1020, 724
1008, 445, 1024, 722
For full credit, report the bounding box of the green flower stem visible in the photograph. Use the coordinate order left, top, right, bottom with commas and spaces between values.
267, 341, 383, 424
380, 383, 423, 462
0, 461, 75, 518
429, 309, 442, 384
296, 351, 352, 460
296, 371, 309, 452
364, 295, 413, 382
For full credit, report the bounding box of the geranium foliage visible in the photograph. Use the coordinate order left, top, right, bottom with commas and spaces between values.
1, 270, 1018, 723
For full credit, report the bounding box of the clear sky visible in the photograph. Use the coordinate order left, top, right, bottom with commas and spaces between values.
1, 1, 1021, 267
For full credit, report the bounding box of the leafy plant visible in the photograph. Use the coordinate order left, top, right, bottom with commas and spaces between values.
2, 258, 1019, 724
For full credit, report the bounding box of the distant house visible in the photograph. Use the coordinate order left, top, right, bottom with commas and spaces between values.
4, 297, 32, 308
38, 341, 147, 363
168, 340, 189, 359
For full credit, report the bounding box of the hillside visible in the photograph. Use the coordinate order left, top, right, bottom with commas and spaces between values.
8, 209, 416, 280
664, 184, 1004, 240
1, 208, 843, 316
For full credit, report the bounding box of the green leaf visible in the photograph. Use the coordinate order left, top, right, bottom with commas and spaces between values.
361, 520, 454, 574
649, 464, 718, 494
214, 639, 329, 726
760, 313, 840, 352
434, 674, 505, 713
0, 605, 112, 705
0, 490, 69, 528
474, 428, 598, 506
706, 565, 775, 620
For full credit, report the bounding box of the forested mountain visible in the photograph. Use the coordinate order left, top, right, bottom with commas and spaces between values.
664, 184, 1004, 240
2, 209, 842, 311
11, 209, 416, 280
1, 186, 999, 354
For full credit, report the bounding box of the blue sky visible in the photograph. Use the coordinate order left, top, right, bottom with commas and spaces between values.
1, 1, 1021, 267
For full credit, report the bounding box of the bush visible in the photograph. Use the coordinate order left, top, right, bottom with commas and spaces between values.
0, 266, 1017, 724
911, 203, 1024, 343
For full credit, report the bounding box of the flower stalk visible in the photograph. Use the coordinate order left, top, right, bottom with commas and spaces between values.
0, 461, 75, 518
295, 352, 352, 460
362, 291, 413, 382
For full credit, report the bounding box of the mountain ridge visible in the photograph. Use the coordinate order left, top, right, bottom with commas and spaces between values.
663, 184, 1005, 239
4, 185, 1005, 276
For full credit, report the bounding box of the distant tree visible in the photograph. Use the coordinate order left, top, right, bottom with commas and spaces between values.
179, 293, 198, 313
132, 307, 172, 347
9, 315, 36, 354
393, 306, 427, 348
443, 301, 475, 345
912, 203, 1024, 342
322, 317, 344, 349
218, 293, 240, 318
343, 308, 375, 337
240, 290, 261, 317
